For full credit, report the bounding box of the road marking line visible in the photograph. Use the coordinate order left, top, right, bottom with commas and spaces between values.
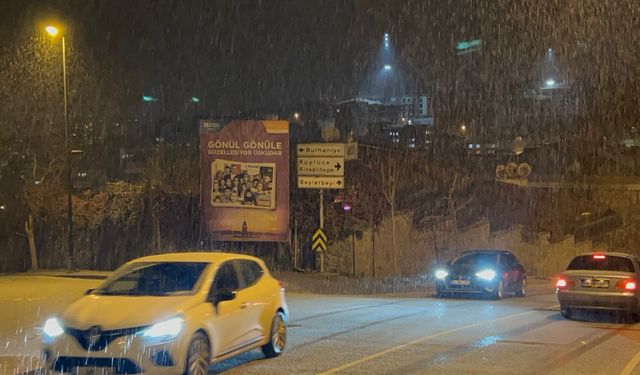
620, 350, 640, 375
543, 325, 622, 373
317, 304, 559, 375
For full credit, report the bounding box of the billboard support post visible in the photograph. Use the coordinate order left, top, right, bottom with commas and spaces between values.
319, 189, 324, 272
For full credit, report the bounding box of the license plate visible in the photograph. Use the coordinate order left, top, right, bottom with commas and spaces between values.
582, 279, 609, 288
451, 279, 470, 286
77, 368, 115, 375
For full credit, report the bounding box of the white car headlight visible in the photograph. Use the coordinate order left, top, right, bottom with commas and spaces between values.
476, 269, 496, 281
435, 270, 448, 280
43, 318, 64, 338
143, 317, 184, 339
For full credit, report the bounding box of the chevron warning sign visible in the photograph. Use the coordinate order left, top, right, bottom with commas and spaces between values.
312, 228, 327, 252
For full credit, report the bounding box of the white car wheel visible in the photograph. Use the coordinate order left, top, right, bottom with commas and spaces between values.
262, 311, 287, 358
186, 332, 210, 375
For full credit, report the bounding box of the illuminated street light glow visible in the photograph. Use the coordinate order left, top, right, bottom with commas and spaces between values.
190, 96, 200, 103
545, 79, 556, 87
383, 64, 392, 71
142, 95, 158, 102
45, 26, 59, 37
456, 39, 482, 51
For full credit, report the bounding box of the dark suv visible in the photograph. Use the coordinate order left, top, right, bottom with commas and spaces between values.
434, 250, 527, 299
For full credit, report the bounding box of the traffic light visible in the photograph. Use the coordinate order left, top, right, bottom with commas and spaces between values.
333, 192, 353, 212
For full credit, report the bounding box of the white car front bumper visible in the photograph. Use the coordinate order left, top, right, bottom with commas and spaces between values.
43, 329, 188, 374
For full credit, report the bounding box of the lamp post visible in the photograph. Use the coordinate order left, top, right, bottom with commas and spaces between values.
45, 25, 74, 271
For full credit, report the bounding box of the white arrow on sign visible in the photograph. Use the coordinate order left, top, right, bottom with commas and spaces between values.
297, 157, 344, 176
297, 176, 345, 190
297, 143, 345, 157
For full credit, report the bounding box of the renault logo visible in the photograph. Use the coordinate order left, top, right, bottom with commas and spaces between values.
85, 326, 102, 346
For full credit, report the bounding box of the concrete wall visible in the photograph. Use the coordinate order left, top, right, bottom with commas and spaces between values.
326, 212, 605, 279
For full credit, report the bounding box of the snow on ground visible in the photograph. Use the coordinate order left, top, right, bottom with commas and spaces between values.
0, 276, 100, 375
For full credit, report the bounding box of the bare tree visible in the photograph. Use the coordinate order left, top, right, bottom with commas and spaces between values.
23, 154, 64, 271
380, 154, 400, 275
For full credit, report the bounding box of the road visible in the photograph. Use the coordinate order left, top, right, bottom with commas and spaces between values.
1, 276, 640, 374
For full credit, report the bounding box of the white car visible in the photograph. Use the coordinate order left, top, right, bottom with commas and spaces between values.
557, 252, 640, 320
42, 252, 288, 374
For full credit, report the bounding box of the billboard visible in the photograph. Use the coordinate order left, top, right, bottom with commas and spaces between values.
200, 120, 289, 242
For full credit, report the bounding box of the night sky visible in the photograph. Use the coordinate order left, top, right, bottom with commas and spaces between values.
1, 1, 639, 117
2, 1, 377, 114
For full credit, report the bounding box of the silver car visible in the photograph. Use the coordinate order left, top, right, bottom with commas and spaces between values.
556, 252, 639, 320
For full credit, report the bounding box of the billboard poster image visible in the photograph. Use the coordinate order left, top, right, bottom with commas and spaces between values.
200, 120, 289, 242
211, 160, 276, 209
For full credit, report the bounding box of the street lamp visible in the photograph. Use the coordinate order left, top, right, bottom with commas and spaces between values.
45, 24, 74, 271
45, 26, 59, 37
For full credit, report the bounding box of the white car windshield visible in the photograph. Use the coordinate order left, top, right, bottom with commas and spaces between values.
96, 262, 208, 296
567, 256, 635, 273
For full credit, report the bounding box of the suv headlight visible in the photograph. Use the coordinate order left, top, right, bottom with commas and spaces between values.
435, 270, 448, 280
43, 318, 64, 338
142, 317, 184, 339
475, 269, 496, 281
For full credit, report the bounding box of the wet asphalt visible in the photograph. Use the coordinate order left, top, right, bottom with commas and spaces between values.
1, 276, 640, 375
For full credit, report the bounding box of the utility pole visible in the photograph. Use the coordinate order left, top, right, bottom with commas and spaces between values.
62, 36, 74, 271
45, 26, 74, 271
352, 232, 356, 276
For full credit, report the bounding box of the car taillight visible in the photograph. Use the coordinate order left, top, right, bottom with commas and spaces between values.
615, 279, 637, 291
593, 254, 606, 260
556, 277, 574, 288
